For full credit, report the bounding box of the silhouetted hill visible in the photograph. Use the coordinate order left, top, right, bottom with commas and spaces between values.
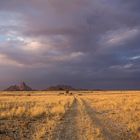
44, 85, 75, 91
4, 82, 33, 91
5, 85, 20, 91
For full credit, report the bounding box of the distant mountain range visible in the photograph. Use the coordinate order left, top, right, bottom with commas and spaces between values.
4, 82, 75, 91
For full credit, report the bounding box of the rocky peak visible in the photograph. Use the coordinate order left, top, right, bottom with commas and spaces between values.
4, 82, 32, 91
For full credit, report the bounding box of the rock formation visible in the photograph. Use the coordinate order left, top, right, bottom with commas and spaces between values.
4, 82, 32, 91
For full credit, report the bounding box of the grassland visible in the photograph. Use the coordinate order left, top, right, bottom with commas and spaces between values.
0, 91, 140, 140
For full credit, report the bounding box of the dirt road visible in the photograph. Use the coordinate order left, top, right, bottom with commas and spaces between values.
51, 96, 134, 140
51, 97, 110, 140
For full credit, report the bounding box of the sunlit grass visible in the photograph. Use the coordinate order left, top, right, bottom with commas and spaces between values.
0, 95, 74, 119
81, 92, 140, 139
0, 91, 140, 140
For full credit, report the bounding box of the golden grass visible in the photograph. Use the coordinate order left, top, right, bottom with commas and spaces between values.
0, 95, 74, 119
81, 92, 140, 139
0, 93, 74, 140
0, 91, 140, 140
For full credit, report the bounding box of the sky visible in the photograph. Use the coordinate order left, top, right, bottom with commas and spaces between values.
0, 0, 140, 90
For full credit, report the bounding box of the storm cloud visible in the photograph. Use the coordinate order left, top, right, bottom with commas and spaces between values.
0, 0, 140, 89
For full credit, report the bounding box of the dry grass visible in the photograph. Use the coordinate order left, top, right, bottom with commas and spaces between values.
0, 91, 140, 140
81, 92, 140, 139
0, 95, 73, 119
0, 93, 74, 140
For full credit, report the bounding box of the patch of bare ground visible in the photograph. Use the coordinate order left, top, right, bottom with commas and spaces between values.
0, 119, 34, 140
82, 99, 137, 140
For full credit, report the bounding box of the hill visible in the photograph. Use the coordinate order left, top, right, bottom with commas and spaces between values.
44, 85, 75, 91
4, 82, 33, 91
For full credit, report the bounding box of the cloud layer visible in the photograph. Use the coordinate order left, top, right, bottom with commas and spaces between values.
0, 0, 140, 89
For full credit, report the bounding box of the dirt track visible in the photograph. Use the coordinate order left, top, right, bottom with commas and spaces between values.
51, 97, 109, 140
52, 98, 78, 140
51, 96, 135, 140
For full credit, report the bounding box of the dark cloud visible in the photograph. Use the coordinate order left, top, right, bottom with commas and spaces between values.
0, 0, 140, 89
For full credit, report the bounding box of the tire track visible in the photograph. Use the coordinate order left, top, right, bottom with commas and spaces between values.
52, 97, 78, 140
81, 99, 114, 140
76, 98, 103, 140
81, 98, 134, 140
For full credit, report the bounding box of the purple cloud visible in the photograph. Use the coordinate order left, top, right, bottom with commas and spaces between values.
0, 0, 140, 89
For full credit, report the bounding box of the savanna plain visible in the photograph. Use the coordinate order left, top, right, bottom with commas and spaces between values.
0, 91, 140, 140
